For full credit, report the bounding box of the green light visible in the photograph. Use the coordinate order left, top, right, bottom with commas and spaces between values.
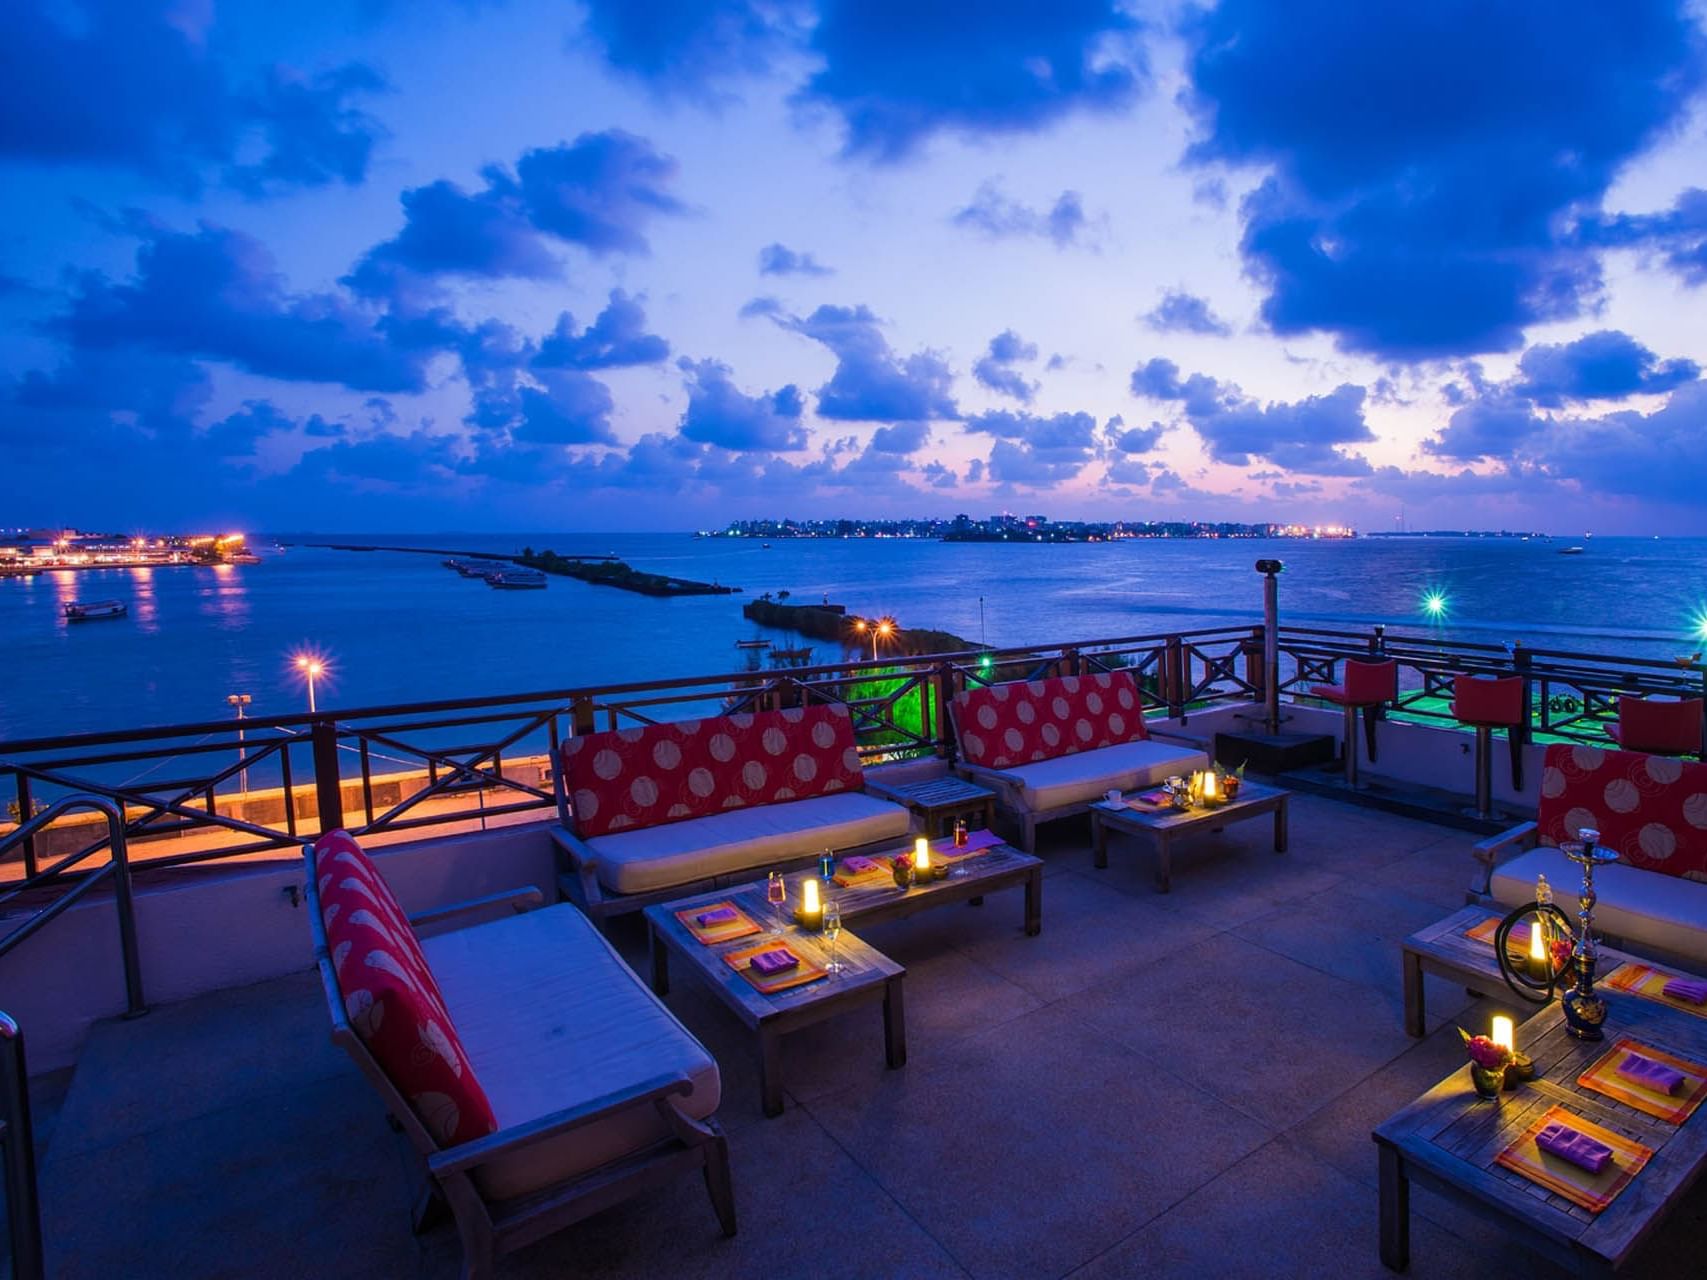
979, 654, 993, 670
1422, 590, 1448, 619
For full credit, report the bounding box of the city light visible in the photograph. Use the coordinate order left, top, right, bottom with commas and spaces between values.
1422, 589, 1448, 620
292, 651, 329, 713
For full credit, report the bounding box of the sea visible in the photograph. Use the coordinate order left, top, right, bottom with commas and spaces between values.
3, 533, 1705, 743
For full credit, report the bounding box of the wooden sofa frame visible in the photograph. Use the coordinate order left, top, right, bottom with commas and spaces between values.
305, 844, 736, 1279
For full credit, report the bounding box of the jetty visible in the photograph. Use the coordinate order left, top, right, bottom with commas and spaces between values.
743, 597, 974, 655
306, 542, 736, 597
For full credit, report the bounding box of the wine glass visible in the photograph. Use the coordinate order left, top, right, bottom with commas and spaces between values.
823, 900, 843, 974
765, 872, 786, 936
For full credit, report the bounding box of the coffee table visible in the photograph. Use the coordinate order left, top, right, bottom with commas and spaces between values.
1374, 992, 1707, 1276
1401, 906, 1640, 1039
1090, 780, 1289, 892
863, 774, 998, 838
645, 883, 905, 1118
788, 837, 1043, 937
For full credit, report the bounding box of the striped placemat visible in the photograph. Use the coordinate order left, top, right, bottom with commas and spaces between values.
1578, 1038, 1707, 1125
1493, 1105, 1651, 1213
1603, 963, 1707, 1020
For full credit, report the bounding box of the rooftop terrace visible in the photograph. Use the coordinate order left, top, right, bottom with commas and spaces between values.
24, 796, 1707, 1278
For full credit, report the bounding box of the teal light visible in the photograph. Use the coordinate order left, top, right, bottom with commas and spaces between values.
979, 654, 993, 671
1422, 589, 1448, 620
1693, 609, 1707, 644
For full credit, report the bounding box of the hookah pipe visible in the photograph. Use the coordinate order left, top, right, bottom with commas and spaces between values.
1492, 829, 1615, 1045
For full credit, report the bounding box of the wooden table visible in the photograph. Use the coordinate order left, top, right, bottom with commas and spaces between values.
1089, 780, 1289, 892
864, 774, 998, 837
644, 883, 906, 1118
1373, 992, 1707, 1276
787, 838, 1043, 937
1401, 905, 1641, 1039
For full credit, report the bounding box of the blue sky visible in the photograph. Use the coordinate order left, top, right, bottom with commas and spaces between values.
5, 1, 1707, 534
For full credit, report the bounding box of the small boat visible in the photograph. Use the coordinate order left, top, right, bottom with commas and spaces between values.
225, 552, 261, 565
486, 568, 547, 589
734, 639, 771, 650
1558, 546, 1585, 555
65, 599, 127, 621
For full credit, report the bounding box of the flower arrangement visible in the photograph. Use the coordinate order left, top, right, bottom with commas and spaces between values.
891, 852, 914, 889
1459, 1028, 1513, 1097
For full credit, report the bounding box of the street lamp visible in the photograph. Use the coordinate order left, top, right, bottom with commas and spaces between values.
226, 693, 251, 792
294, 654, 326, 713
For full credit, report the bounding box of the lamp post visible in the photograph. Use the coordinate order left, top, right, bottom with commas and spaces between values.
226, 693, 251, 792
1256, 560, 1284, 734
294, 655, 324, 713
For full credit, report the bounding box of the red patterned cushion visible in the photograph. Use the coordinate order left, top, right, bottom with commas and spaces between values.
561, 704, 866, 839
1536, 745, 1707, 881
951, 672, 1149, 770
314, 831, 498, 1147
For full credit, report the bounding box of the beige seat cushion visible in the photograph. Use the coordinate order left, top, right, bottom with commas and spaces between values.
585, 791, 911, 895
424, 904, 720, 1202
1000, 741, 1209, 812
1492, 847, 1707, 967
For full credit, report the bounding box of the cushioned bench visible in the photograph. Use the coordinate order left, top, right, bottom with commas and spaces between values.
1474, 744, 1707, 968
306, 830, 734, 1279
553, 703, 912, 919
949, 671, 1208, 853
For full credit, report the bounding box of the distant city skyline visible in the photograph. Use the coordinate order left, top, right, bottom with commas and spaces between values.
5, 3, 1707, 535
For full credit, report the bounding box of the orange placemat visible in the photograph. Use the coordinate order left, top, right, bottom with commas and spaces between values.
1494, 1105, 1651, 1213
1578, 1039, 1707, 1125
722, 941, 827, 994
832, 856, 895, 888
933, 828, 1003, 862
674, 900, 761, 946
1465, 916, 1537, 958
1603, 963, 1707, 1020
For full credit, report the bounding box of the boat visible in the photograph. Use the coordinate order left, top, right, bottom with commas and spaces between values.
485, 568, 547, 589
225, 553, 261, 565
64, 599, 127, 621
1558, 546, 1585, 555
734, 639, 771, 650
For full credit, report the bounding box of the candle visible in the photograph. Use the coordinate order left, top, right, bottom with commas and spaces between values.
914, 836, 931, 873
1203, 771, 1219, 801
1529, 917, 1548, 980
802, 877, 820, 914
1491, 1015, 1514, 1055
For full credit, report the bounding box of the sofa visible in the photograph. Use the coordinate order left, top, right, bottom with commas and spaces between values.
553, 703, 912, 919
1474, 744, 1707, 968
949, 671, 1208, 853
305, 830, 734, 1280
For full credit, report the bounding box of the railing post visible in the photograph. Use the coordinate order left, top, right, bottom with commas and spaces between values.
570, 696, 595, 737
1257, 559, 1284, 733
311, 717, 344, 834
106, 811, 146, 1018
934, 662, 956, 760
1064, 646, 1082, 677
1513, 642, 1534, 751
13, 776, 37, 879
0, 1013, 43, 1280
1165, 636, 1186, 720
1372, 623, 1386, 657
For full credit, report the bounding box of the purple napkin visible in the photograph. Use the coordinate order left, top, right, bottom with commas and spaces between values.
842, 855, 877, 873
1617, 1053, 1687, 1096
1662, 976, 1707, 1005
695, 906, 739, 928
749, 948, 799, 977
1536, 1123, 1614, 1175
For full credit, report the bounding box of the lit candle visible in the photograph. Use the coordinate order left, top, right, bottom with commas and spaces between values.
1203, 771, 1219, 801
801, 877, 820, 914
914, 836, 931, 873
1491, 1015, 1514, 1055
1529, 918, 1547, 980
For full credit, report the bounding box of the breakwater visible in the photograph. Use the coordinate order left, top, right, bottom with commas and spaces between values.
743, 598, 976, 655
519, 548, 738, 596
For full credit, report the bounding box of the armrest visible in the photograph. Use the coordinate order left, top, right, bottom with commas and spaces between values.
1470, 821, 1538, 897
427, 1071, 695, 1177
408, 885, 544, 930
548, 824, 598, 869
956, 761, 1028, 788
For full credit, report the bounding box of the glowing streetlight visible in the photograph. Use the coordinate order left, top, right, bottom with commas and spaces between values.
853, 616, 898, 662
1693, 609, 1707, 645
1422, 589, 1448, 621
293, 654, 327, 713
227, 693, 252, 791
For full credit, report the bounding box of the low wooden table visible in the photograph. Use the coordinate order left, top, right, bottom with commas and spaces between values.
645, 884, 906, 1118
790, 838, 1043, 937
1090, 780, 1289, 892
1401, 906, 1641, 1039
1373, 993, 1707, 1276
864, 774, 998, 837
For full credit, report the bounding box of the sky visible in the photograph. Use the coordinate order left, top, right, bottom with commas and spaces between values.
5, 1, 1707, 535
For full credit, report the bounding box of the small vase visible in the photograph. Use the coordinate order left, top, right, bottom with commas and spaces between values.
892, 865, 913, 889
1470, 1063, 1506, 1098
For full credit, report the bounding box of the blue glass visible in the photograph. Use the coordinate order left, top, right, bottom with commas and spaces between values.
819, 850, 835, 880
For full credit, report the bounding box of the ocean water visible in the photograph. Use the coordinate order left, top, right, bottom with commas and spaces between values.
2, 533, 1704, 743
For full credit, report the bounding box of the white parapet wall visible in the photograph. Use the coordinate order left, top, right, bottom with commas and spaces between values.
0, 821, 559, 1073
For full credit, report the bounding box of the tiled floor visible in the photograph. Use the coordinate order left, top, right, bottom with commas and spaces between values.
33, 796, 1707, 1278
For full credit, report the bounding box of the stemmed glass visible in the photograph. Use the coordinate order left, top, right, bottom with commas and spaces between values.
765, 871, 786, 936
823, 900, 843, 974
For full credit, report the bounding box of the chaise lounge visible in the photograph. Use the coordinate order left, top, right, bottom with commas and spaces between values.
306, 829, 735, 1279
949, 671, 1208, 853
1472, 743, 1707, 968
552, 703, 912, 921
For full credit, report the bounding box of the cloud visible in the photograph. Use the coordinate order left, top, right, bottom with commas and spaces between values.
1179, 2, 1707, 358
347, 131, 686, 295
510, 371, 618, 445
1109, 420, 1165, 453
965, 409, 1102, 487
1588, 187, 1707, 285
799, 2, 1146, 160
1143, 290, 1232, 337
780, 304, 958, 421
577, 0, 801, 99
972, 329, 1039, 402
534, 290, 670, 369
1512, 330, 1697, 408
2, 2, 384, 193
758, 243, 834, 276
1424, 390, 1547, 462
1134, 358, 1374, 473
677, 357, 808, 450
922, 460, 958, 488
952, 183, 1089, 247
59, 220, 438, 392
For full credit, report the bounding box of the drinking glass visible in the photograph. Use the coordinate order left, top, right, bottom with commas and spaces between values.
818, 848, 836, 881
823, 900, 843, 974
766, 871, 786, 935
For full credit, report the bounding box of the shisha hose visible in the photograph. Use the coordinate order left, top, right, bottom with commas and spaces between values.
1493, 902, 1576, 1004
